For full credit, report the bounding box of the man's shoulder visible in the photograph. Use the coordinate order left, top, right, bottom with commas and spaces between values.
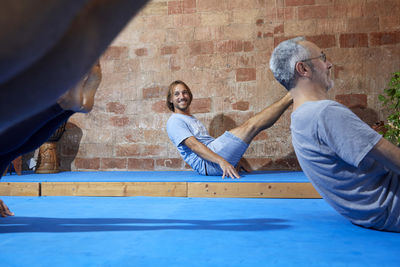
320, 100, 356, 117
167, 113, 196, 131
309, 99, 342, 108
322, 100, 347, 109
298, 100, 348, 114
167, 113, 192, 123
167, 113, 181, 127
292, 100, 352, 128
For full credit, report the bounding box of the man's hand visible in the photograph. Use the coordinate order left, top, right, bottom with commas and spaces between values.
236, 158, 252, 174
184, 136, 242, 179
218, 159, 241, 179
0, 199, 14, 217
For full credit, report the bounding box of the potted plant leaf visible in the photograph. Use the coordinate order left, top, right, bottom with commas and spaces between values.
378, 71, 400, 146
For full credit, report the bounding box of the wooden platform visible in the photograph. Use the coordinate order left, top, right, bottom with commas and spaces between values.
0, 182, 40, 196
0, 171, 321, 198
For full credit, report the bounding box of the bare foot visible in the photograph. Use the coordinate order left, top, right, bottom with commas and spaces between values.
57, 62, 102, 113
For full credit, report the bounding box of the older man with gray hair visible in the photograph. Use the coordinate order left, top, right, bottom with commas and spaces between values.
270, 37, 400, 232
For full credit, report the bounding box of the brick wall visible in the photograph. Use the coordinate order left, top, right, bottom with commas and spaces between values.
58, 0, 400, 172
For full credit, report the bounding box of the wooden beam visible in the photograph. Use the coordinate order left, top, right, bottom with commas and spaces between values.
187, 182, 321, 198
0, 182, 40, 196
2, 181, 321, 198
41, 182, 187, 197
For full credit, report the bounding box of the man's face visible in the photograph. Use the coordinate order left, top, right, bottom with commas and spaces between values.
300, 41, 334, 91
170, 83, 192, 113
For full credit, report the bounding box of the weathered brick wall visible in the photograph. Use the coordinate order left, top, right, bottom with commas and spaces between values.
58, 0, 400, 172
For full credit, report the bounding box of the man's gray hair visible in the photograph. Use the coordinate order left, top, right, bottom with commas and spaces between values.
269, 37, 310, 90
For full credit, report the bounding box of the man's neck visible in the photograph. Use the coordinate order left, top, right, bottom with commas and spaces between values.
290, 83, 329, 111
174, 109, 191, 116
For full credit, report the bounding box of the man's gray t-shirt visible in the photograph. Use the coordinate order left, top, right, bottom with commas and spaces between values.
291, 100, 400, 231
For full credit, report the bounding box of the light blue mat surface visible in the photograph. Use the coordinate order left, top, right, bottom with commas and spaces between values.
1, 170, 309, 183
0, 196, 399, 267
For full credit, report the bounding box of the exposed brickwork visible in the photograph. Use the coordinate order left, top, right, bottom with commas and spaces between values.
232, 101, 250, 111
74, 158, 100, 170
286, 0, 315, 7
155, 158, 183, 169
333, 65, 345, 79
173, 13, 201, 27
273, 36, 292, 47
183, 0, 197, 14
216, 40, 243, 53
243, 41, 254, 52
110, 116, 129, 127
168, 1, 183, 15
340, 33, 368, 48
307, 35, 336, 49
140, 145, 165, 157
106, 102, 126, 114
197, 0, 225, 12
143, 87, 166, 99
347, 18, 379, 33
246, 158, 274, 170
236, 68, 256, 82
298, 5, 329, 20
380, 16, 400, 31
274, 24, 284, 35
335, 94, 368, 109
370, 31, 400, 46
54, 0, 400, 172
253, 131, 268, 141
102, 46, 129, 60
116, 144, 141, 157
140, 2, 167, 16
101, 158, 127, 169
152, 100, 170, 113
190, 98, 212, 113
128, 158, 155, 170
161, 46, 179, 55
189, 41, 214, 55
135, 48, 148, 56
273, 157, 301, 170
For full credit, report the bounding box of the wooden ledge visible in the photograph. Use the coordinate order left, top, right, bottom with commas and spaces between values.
0, 182, 40, 196
1, 181, 321, 198
41, 182, 187, 197
188, 182, 320, 198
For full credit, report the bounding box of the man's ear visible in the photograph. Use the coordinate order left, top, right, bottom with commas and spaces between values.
295, 61, 310, 77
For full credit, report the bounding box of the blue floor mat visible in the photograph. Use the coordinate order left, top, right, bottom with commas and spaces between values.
1, 170, 309, 183
0, 196, 398, 267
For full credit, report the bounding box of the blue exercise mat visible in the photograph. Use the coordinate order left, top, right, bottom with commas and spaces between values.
1, 170, 310, 183
0, 196, 399, 267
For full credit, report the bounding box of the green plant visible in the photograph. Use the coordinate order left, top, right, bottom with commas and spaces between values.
378, 71, 400, 146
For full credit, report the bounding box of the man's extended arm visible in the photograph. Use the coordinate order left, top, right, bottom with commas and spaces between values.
184, 136, 241, 179
367, 137, 400, 174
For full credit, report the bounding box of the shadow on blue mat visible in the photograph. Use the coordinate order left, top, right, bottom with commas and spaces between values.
0, 217, 290, 233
